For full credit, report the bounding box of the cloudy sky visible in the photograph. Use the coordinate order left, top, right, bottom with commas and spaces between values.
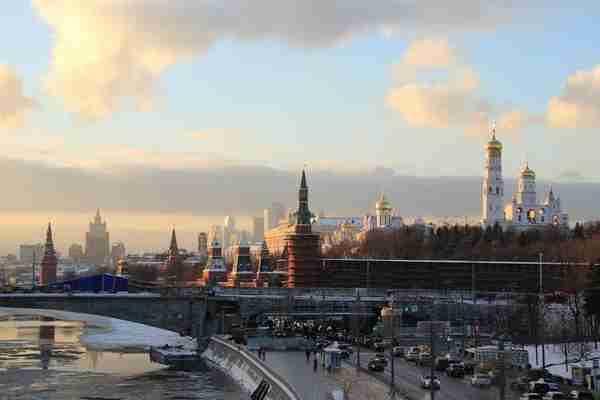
2, 1, 600, 253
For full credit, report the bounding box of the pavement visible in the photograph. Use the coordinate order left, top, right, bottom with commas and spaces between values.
351, 350, 524, 400
261, 351, 341, 400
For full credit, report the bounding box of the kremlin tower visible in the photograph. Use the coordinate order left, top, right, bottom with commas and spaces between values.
202, 237, 227, 286
40, 222, 58, 285
225, 236, 255, 287
286, 170, 321, 288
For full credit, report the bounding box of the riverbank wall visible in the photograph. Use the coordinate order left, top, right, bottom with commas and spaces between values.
202, 336, 302, 400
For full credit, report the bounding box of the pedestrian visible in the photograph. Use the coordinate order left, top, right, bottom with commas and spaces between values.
258, 347, 262, 360
305, 350, 311, 362
313, 356, 318, 372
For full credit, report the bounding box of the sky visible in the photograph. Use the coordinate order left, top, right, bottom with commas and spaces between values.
2, 1, 600, 254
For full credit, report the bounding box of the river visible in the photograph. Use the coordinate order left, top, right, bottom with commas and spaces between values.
0, 314, 245, 400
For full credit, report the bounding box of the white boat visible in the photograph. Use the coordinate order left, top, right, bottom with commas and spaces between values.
150, 345, 198, 368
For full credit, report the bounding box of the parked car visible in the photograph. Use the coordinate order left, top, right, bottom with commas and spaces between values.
446, 364, 465, 378
471, 373, 492, 387
392, 346, 404, 357
568, 391, 594, 400
373, 342, 385, 352
520, 394, 543, 400
529, 381, 550, 395
406, 349, 419, 362
420, 375, 441, 390
543, 392, 565, 400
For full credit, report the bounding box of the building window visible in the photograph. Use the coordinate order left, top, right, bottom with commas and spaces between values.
496, 187, 500, 195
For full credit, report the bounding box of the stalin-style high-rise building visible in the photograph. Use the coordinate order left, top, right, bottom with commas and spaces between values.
286, 170, 321, 288
41, 222, 58, 285
85, 209, 110, 266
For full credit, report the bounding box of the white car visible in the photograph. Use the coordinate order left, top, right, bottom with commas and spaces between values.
543, 392, 565, 400
471, 373, 492, 387
420, 375, 440, 390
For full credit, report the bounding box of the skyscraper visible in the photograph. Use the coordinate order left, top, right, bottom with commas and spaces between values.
197, 232, 208, 257
85, 209, 110, 265
252, 216, 264, 242
68, 243, 84, 263
110, 242, 126, 266
41, 222, 57, 285
263, 202, 286, 233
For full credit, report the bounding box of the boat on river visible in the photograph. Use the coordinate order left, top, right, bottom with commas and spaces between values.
149, 344, 199, 369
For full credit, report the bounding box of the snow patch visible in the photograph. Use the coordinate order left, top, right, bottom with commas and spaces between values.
0, 307, 195, 351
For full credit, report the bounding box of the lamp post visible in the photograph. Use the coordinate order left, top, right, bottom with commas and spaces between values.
539, 252, 546, 369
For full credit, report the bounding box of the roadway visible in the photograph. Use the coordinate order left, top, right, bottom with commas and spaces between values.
352, 350, 521, 400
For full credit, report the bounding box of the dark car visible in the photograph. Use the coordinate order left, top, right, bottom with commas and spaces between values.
368, 359, 386, 372
446, 364, 465, 378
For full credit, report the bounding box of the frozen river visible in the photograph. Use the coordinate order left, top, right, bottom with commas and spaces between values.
0, 312, 245, 400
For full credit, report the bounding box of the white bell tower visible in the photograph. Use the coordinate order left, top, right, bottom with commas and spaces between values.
481, 123, 504, 227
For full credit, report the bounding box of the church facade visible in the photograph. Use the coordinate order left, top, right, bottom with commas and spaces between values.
481, 127, 568, 229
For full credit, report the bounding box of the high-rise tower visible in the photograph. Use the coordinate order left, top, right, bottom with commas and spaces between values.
41, 222, 58, 285
481, 125, 504, 227
85, 209, 110, 265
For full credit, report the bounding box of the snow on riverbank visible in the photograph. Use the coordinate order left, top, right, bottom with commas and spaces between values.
527, 343, 600, 379
0, 307, 195, 351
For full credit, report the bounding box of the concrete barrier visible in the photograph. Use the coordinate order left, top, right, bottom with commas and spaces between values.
202, 336, 302, 400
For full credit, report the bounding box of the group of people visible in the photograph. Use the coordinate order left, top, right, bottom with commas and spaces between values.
257, 346, 267, 361
305, 349, 319, 372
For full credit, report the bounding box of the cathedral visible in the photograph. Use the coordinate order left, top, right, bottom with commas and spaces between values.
481, 126, 569, 229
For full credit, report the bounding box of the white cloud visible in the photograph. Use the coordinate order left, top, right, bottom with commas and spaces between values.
0, 65, 37, 129
387, 38, 537, 137
32, 0, 542, 119
548, 65, 600, 128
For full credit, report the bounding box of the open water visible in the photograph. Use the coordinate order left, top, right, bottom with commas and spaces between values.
0, 314, 245, 400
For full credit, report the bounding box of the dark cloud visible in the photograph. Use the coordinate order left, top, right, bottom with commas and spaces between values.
1, 157, 597, 221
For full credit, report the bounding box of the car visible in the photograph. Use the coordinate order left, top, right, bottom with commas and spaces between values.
471, 373, 492, 387
520, 394, 543, 400
406, 349, 419, 362
418, 352, 432, 366
368, 359, 386, 372
372, 353, 388, 365
529, 380, 550, 395
420, 375, 441, 390
543, 392, 566, 400
435, 356, 450, 371
446, 364, 465, 378
568, 391, 594, 400
511, 377, 530, 392
392, 346, 404, 357
373, 342, 386, 352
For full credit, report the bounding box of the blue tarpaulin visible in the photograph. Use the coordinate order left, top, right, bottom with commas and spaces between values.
46, 274, 128, 292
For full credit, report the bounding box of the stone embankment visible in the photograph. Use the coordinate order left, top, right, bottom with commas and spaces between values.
202, 336, 302, 400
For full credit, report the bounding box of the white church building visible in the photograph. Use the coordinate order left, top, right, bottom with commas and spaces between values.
481, 127, 568, 229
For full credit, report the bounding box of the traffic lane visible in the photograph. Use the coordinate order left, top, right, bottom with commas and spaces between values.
354, 352, 515, 400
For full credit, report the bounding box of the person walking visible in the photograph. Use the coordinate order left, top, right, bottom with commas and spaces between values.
305, 349, 311, 362
313, 356, 318, 372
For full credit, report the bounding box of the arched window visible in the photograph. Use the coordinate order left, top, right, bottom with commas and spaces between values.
527, 209, 536, 223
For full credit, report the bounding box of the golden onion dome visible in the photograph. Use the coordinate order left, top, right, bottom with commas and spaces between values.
485, 136, 503, 152
521, 163, 536, 179
375, 193, 392, 210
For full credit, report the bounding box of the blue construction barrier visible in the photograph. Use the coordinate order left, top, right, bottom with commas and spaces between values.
45, 274, 128, 292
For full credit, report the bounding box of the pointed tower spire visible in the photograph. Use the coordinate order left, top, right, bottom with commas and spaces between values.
295, 169, 312, 225
491, 120, 497, 140
41, 221, 58, 285
169, 228, 178, 254
300, 169, 307, 189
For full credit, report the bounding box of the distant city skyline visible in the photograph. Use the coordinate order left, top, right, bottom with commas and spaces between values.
2, 2, 600, 254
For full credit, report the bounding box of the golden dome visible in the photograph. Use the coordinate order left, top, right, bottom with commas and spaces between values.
521, 162, 536, 179
485, 136, 503, 152
375, 193, 392, 210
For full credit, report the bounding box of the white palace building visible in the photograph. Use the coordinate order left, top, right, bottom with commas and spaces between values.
481, 127, 569, 229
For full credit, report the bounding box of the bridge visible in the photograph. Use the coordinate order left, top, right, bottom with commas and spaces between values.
0, 288, 521, 336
